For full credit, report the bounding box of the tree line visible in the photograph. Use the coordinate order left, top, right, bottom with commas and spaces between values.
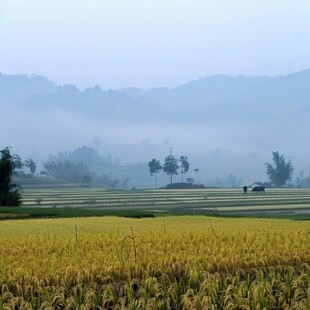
0, 147, 297, 207
149, 151, 295, 189
148, 154, 199, 188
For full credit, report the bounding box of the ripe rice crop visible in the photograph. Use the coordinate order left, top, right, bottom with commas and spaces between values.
0, 216, 310, 309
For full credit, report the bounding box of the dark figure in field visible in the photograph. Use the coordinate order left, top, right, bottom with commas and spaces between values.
243, 186, 248, 193
252, 186, 265, 193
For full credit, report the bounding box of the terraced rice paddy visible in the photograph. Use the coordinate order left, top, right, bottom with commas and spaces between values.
0, 216, 310, 308
21, 187, 310, 217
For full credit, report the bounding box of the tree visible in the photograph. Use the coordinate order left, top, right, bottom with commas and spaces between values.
265, 151, 294, 187
0, 147, 22, 206
25, 159, 37, 174
163, 155, 179, 184
148, 158, 162, 188
179, 155, 189, 182
194, 168, 199, 184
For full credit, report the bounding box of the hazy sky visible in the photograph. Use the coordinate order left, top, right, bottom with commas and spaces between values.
1, 0, 310, 89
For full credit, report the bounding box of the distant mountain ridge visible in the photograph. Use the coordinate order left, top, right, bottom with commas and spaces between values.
1, 70, 310, 124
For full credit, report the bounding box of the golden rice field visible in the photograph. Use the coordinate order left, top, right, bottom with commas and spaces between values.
1, 216, 310, 309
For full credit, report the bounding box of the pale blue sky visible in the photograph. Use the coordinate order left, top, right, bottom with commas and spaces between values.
1, 0, 310, 89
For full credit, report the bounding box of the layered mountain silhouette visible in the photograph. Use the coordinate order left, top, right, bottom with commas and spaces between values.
1, 70, 310, 124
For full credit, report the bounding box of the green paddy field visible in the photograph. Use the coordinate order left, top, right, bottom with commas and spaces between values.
2, 186, 307, 220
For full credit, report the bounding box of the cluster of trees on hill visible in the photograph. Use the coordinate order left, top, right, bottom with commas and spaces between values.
43, 162, 132, 190
148, 154, 200, 188
42, 159, 124, 189
43, 160, 93, 184
42, 146, 133, 189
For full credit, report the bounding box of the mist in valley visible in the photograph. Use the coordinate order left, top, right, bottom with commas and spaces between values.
1, 1, 310, 189
1, 72, 310, 189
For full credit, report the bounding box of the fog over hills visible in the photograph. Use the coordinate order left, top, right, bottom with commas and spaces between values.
1, 70, 310, 188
